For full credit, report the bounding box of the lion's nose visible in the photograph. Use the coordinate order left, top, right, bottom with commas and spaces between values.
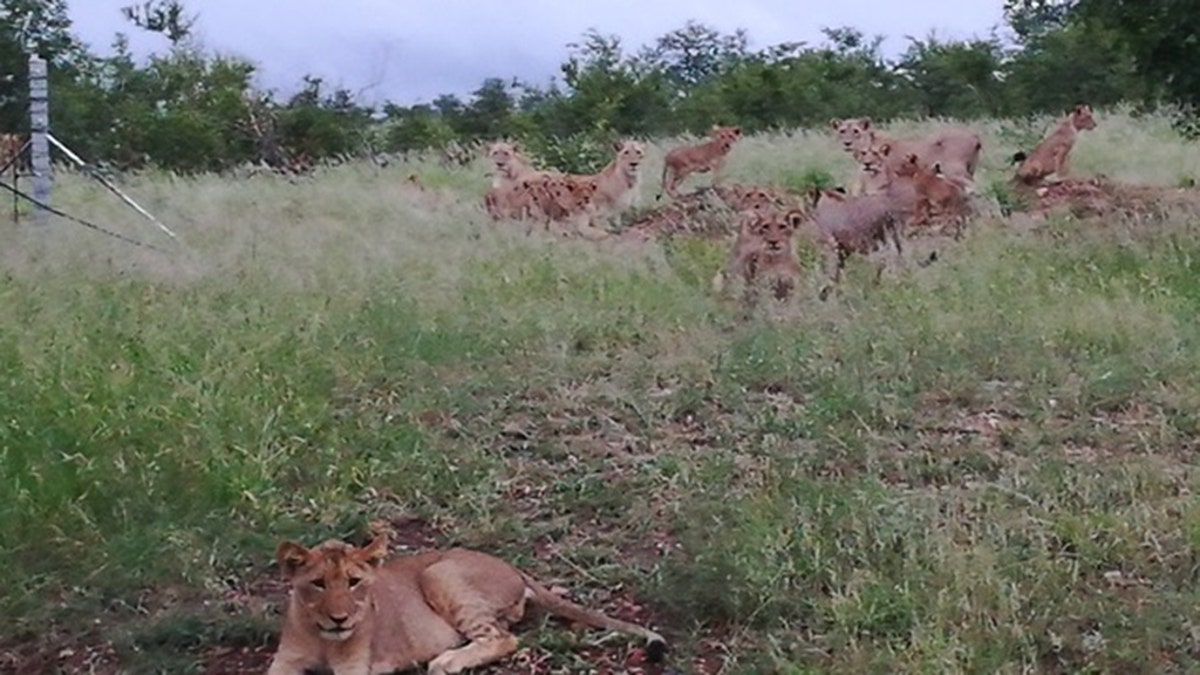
329, 613, 350, 625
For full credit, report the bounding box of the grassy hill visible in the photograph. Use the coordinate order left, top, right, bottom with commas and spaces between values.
3, 109, 1200, 673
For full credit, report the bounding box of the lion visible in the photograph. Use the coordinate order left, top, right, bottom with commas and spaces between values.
486, 141, 549, 189
831, 117, 982, 189
587, 140, 645, 219
807, 187, 906, 301
715, 209, 805, 305
547, 175, 611, 240
1013, 104, 1097, 186
485, 181, 533, 222
714, 184, 790, 216
892, 152, 972, 239
267, 536, 666, 675
848, 143, 894, 196
492, 174, 607, 240
659, 125, 743, 199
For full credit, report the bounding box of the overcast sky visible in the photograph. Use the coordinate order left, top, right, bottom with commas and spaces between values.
67, 1, 1009, 105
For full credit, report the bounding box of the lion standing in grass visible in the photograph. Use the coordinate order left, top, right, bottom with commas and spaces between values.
659, 125, 742, 199
266, 536, 666, 675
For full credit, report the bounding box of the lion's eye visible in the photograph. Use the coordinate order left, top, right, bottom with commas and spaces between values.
312, 579, 326, 590
348, 577, 362, 589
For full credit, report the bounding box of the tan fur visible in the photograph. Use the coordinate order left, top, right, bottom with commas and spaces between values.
659, 125, 742, 199
486, 141, 549, 190
1014, 104, 1097, 186
484, 182, 534, 222
484, 172, 608, 239
831, 117, 982, 189
548, 174, 610, 240
589, 140, 645, 217
808, 186, 906, 301
848, 144, 893, 196
716, 209, 805, 305
267, 536, 666, 675
484, 141, 553, 220
714, 184, 785, 216
893, 153, 971, 239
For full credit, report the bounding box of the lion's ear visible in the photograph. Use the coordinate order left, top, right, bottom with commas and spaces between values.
829, 118, 841, 129
860, 117, 872, 129
358, 535, 389, 567
878, 142, 891, 157
807, 186, 822, 208
785, 209, 805, 231
276, 541, 310, 579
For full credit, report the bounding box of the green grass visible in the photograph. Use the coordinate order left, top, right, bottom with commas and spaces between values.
4, 108, 1200, 673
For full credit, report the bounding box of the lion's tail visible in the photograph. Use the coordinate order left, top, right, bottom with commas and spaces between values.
520, 573, 667, 662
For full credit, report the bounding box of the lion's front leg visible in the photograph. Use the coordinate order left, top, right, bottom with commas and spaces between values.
328, 652, 372, 675
1052, 145, 1072, 180
711, 157, 727, 187
265, 656, 306, 675
427, 633, 519, 675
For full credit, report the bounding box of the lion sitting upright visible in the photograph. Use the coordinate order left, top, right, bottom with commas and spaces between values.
266, 535, 666, 675
714, 209, 806, 307
1012, 104, 1097, 186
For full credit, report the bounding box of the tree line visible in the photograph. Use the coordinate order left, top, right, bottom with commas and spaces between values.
0, 0, 1195, 175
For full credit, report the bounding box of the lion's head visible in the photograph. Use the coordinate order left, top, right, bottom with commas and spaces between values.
709, 125, 743, 152
276, 536, 389, 642
554, 177, 597, 211
854, 141, 893, 179
891, 150, 924, 179
740, 187, 779, 215
1070, 104, 1097, 131
613, 140, 645, 173
749, 209, 804, 255
831, 117, 875, 154
488, 142, 525, 178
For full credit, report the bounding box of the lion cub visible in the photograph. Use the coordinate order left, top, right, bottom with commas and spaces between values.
1014, 104, 1097, 186
717, 209, 805, 306
831, 116, 982, 190
809, 188, 905, 301
267, 536, 666, 675
893, 152, 971, 239
659, 125, 743, 199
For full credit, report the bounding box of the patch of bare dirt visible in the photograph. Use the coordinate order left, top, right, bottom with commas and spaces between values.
203, 645, 274, 674
0, 634, 120, 675
1026, 177, 1200, 220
